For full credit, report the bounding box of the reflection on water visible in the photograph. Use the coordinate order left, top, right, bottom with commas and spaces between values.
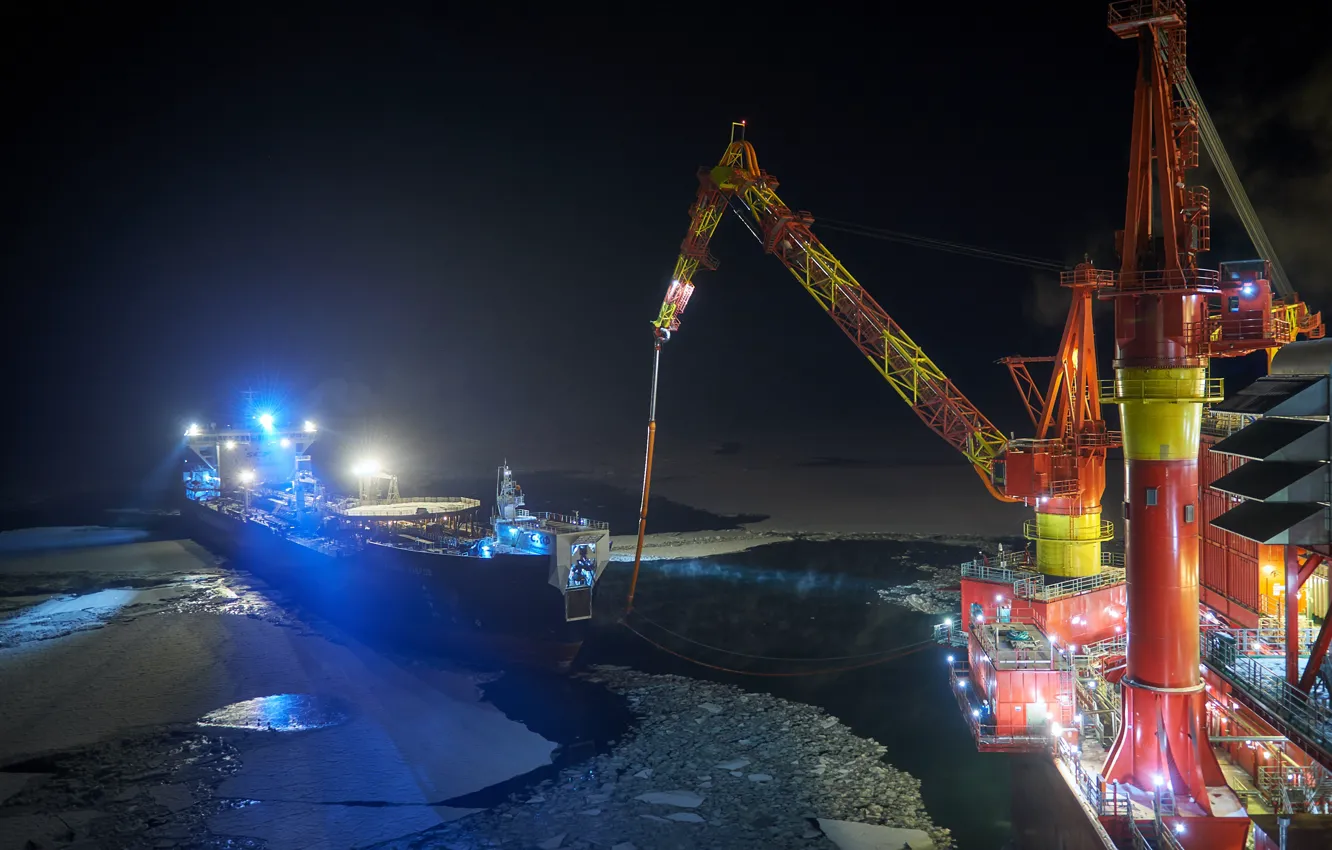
198, 694, 349, 732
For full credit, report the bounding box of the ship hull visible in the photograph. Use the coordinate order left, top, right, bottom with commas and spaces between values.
180, 499, 588, 672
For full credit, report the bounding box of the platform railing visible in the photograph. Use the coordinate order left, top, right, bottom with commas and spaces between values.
1220, 625, 1321, 657
960, 554, 1036, 584
1113, 267, 1219, 294
1015, 566, 1127, 603
931, 621, 968, 647
1201, 629, 1332, 761
514, 509, 610, 530
949, 661, 1056, 752
1201, 409, 1258, 438
1100, 376, 1224, 403
1054, 736, 1130, 819
1107, 0, 1186, 30
1257, 764, 1332, 813
1078, 633, 1128, 658
1058, 729, 1186, 849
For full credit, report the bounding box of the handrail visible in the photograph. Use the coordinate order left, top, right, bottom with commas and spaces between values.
1023, 518, 1116, 543
511, 509, 611, 530
1202, 627, 1332, 760
531, 510, 611, 530
1016, 567, 1127, 603
1108, 0, 1186, 29
1257, 764, 1332, 812
1101, 376, 1224, 403
1113, 267, 1219, 293
1201, 410, 1257, 438
949, 661, 1057, 751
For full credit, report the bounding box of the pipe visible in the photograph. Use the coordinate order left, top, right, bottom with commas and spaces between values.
1208, 736, 1287, 743
626, 339, 663, 614
1286, 546, 1301, 685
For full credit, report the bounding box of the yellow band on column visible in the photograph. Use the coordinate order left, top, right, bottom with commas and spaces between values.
1115, 366, 1208, 461
1026, 510, 1113, 578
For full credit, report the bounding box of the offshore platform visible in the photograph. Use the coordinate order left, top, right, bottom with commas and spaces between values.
628, 1, 1330, 847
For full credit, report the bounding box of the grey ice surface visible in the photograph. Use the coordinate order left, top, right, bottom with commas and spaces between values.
0, 534, 554, 849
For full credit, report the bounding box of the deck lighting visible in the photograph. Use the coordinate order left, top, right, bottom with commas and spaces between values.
280, 438, 291, 448
1074, 714, 1083, 725
258, 413, 275, 431
943, 618, 952, 627
353, 460, 381, 477
1050, 722, 1063, 736
239, 470, 255, 484
1153, 774, 1165, 787
946, 655, 954, 664
225, 440, 236, 450
304, 420, 317, 433
185, 424, 201, 436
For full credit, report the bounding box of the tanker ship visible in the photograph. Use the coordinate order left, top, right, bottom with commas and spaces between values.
179, 414, 610, 671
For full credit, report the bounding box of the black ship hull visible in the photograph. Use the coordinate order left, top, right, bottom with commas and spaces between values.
180, 499, 589, 672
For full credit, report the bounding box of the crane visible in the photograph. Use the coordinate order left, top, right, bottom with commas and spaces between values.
627, 124, 1118, 608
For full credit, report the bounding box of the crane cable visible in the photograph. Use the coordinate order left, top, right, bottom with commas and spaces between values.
816, 218, 1067, 272
718, 194, 1067, 273
621, 610, 937, 678
1153, 31, 1294, 298
1179, 69, 1294, 298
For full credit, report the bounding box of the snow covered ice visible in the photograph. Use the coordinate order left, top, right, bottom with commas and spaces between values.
0, 531, 557, 849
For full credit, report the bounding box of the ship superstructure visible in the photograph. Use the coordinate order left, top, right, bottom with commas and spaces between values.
180, 411, 610, 670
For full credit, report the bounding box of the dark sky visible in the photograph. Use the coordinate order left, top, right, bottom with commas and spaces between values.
5, 2, 1330, 501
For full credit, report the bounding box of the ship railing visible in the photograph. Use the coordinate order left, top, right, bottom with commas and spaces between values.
1201, 410, 1259, 438
1015, 567, 1127, 603
1257, 764, 1332, 812
1124, 812, 1186, 850
345, 495, 482, 508
521, 510, 609, 530
1100, 376, 1224, 404
1215, 625, 1321, 657
1077, 633, 1128, 659
949, 661, 1056, 753
972, 615, 1056, 670
931, 621, 968, 647
1055, 738, 1182, 842
1201, 628, 1332, 760
1113, 267, 1219, 294
960, 553, 1036, 584
1054, 737, 1126, 818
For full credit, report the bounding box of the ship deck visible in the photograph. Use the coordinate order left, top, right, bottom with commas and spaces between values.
331, 497, 481, 520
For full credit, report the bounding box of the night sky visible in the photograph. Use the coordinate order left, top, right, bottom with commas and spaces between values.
6, 3, 1330, 503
